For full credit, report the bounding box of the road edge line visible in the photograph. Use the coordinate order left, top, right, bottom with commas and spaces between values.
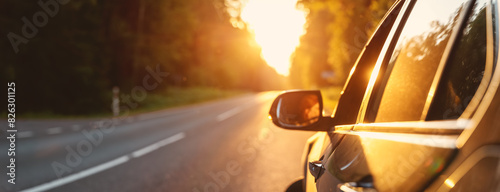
21, 156, 129, 192
20, 132, 186, 192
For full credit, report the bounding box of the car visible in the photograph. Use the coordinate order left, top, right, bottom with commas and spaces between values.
269, 0, 500, 191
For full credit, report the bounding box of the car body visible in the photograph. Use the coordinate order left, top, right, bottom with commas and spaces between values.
269, 0, 500, 191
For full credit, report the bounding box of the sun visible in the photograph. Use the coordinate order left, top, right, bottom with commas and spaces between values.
238, 0, 306, 76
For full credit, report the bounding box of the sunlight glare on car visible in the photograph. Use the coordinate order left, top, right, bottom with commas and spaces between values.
238, 0, 306, 76
444, 178, 456, 188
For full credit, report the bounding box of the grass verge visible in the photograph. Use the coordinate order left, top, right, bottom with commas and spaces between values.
132, 87, 246, 114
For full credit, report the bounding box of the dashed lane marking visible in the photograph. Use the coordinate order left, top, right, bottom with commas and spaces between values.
216, 107, 242, 122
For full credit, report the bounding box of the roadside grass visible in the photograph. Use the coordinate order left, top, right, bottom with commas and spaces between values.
11, 87, 246, 119
320, 87, 343, 114
133, 87, 246, 115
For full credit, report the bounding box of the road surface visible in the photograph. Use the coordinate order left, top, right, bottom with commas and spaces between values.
0, 92, 314, 192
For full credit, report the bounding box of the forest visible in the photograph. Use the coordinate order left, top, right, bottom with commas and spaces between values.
1, 0, 394, 116
291, 0, 395, 88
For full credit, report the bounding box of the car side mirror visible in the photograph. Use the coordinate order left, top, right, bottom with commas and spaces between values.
269, 90, 333, 131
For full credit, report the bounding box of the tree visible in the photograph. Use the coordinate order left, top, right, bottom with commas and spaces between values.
1, 0, 285, 115
291, 0, 395, 88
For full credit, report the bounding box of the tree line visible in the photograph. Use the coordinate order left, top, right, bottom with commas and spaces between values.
1, 0, 285, 115
290, 0, 395, 88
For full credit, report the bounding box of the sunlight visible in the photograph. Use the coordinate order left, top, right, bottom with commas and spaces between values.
238, 0, 306, 76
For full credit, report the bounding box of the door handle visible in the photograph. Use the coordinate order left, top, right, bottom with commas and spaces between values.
308, 160, 324, 181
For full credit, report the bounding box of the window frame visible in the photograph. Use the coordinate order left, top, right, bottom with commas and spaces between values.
355, 0, 417, 123
357, 0, 495, 125
422, 0, 496, 121
328, 0, 406, 127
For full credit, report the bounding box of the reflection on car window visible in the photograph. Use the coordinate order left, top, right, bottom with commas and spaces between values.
427, 0, 487, 120
372, 0, 468, 123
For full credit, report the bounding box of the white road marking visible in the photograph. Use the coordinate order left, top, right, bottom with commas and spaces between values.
216, 107, 242, 122
21, 156, 130, 192
131, 144, 159, 158
157, 132, 186, 147
47, 127, 62, 135
215, 93, 277, 122
138, 110, 197, 121
131, 132, 185, 158
20, 132, 186, 192
17, 131, 34, 138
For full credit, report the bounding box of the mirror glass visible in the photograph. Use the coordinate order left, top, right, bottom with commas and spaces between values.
276, 92, 321, 127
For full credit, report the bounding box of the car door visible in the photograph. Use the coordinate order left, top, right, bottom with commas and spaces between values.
316, 0, 494, 191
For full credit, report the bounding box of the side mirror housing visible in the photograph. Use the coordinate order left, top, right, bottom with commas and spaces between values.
269, 90, 334, 131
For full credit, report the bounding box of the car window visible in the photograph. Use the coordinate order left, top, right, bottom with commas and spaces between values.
426, 0, 488, 120
331, 0, 404, 125
368, 0, 469, 123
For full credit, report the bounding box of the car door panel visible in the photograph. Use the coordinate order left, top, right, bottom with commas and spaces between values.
318, 119, 467, 191
328, 130, 458, 191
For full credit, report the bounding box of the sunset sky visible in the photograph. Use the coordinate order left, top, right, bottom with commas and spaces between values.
238, 0, 306, 76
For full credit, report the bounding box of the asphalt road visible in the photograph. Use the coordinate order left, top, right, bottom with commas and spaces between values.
0, 92, 314, 192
